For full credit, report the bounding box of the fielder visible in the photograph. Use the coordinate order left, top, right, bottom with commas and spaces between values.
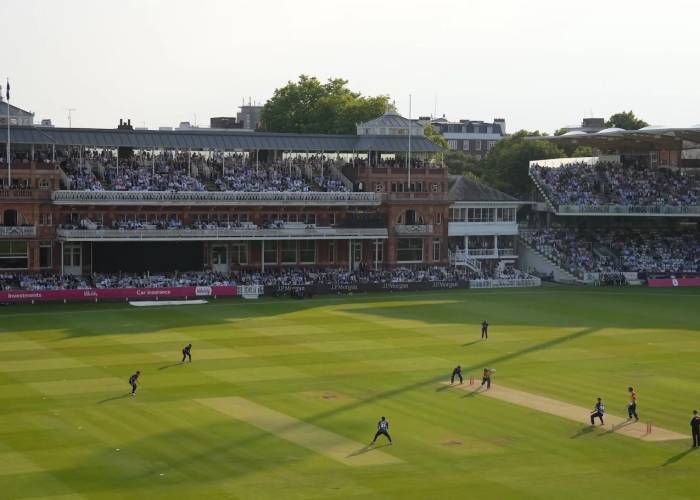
481, 320, 489, 340
181, 343, 192, 363
371, 416, 392, 445
129, 370, 140, 396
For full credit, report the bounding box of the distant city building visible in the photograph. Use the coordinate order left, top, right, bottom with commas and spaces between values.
237, 103, 263, 130
0, 96, 34, 126
430, 117, 506, 158
210, 117, 244, 129
38, 119, 54, 128
356, 109, 424, 136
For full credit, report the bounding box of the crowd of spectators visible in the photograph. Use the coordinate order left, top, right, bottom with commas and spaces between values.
523, 226, 700, 276
531, 161, 698, 207
56, 150, 356, 193
0, 273, 91, 291
0, 265, 532, 293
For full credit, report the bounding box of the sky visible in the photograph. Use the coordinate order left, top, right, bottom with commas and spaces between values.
2, 0, 699, 133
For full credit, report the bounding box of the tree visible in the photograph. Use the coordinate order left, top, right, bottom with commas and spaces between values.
423, 124, 448, 149
553, 127, 569, 136
261, 75, 390, 135
605, 111, 648, 130
443, 150, 484, 178
482, 130, 566, 197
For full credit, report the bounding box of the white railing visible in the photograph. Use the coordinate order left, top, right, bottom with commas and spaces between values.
449, 250, 482, 271
51, 190, 383, 206
557, 204, 700, 216
0, 226, 36, 237
56, 227, 388, 241
395, 224, 434, 235
470, 276, 541, 289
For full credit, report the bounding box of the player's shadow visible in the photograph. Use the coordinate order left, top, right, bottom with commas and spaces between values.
461, 388, 483, 398
662, 447, 696, 466
571, 426, 596, 438
598, 420, 634, 437
435, 384, 456, 392
97, 393, 131, 404
461, 340, 481, 347
347, 443, 391, 457
159, 362, 182, 370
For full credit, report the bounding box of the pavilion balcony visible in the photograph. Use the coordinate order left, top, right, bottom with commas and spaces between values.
0, 226, 36, 237
394, 224, 434, 235
56, 226, 388, 242
51, 190, 383, 206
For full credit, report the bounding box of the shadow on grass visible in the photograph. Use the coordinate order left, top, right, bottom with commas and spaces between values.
571, 426, 596, 438
159, 363, 182, 371
598, 420, 634, 437
97, 393, 131, 404
347, 442, 392, 458
662, 447, 697, 466
462, 340, 482, 348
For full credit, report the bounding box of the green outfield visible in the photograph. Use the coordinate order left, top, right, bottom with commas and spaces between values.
2, 286, 700, 499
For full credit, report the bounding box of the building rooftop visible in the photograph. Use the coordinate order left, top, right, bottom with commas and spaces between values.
448, 175, 520, 203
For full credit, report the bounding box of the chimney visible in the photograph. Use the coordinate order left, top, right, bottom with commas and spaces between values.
119, 119, 123, 126
494, 118, 506, 135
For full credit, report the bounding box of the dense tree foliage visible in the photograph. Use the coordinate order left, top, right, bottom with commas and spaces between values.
482, 130, 566, 197
605, 111, 648, 130
261, 75, 390, 135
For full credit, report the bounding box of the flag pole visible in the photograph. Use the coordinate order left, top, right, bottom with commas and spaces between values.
407, 93, 412, 187
5, 79, 10, 187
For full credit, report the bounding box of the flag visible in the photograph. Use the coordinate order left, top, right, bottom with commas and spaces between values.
5, 79, 9, 101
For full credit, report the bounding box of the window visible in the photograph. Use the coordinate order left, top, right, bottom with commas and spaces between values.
263, 241, 278, 264
487, 140, 497, 150
373, 240, 384, 263
280, 240, 297, 263
39, 178, 50, 189
447, 140, 458, 150
231, 242, 248, 265
397, 238, 423, 262
0, 240, 28, 269
329, 213, 336, 226
462, 141, 470, 151
474, 140, 482, 151
328, 241, 336, 263
40, 212, 52, 226
299, 241, 315, 263
435, 212, 442, 224
374, 183, 385, 192
432, 183, 439, 192
433, 238, 441, 262
40, 241, 52, 268
211, 246, 227, 265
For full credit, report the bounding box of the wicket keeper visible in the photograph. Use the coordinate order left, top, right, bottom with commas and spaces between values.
451, 365, 463, 384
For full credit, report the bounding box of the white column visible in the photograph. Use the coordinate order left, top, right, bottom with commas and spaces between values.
494, 234, 499, 257
261, 240, 265, 272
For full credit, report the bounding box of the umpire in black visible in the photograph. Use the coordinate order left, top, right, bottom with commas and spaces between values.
691, 410, 700, 448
